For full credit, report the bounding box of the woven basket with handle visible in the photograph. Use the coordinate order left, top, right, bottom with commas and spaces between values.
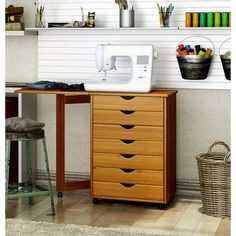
196, 141, 231, 218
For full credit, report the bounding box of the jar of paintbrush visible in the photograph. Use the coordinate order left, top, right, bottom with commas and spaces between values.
34, 1, 45, 28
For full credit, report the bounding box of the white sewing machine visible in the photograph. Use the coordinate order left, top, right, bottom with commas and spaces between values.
84, 44, 156, 92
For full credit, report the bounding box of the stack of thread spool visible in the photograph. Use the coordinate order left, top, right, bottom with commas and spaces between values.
176, 44, 213, 56
185, 12, 231, 27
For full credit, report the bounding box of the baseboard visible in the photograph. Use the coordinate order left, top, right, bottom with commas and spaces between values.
176, 179, 201, 197
36, 170, 201, 197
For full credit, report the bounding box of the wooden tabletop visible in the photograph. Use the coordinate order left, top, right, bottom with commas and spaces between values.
16, 88, 177, 97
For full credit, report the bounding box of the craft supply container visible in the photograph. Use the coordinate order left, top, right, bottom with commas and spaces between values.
219, 38, 231, 80
196, 141, 231, 218
176, 35, 214, 80
119, 9, 134, 28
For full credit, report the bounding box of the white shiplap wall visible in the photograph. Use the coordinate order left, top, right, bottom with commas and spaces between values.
43, 0, 231, 28
38, 0, 231, 89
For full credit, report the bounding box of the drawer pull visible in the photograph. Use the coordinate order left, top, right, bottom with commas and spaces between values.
120, 139, 135, 144
120, 183, 135, 188
121, 154, 135, 158
120, 96, 135, 100
121, 168, 135, 173
120, 110, 135, 115
120, 125, 135, 129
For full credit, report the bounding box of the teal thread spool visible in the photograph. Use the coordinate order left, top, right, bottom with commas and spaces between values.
214, 12, 221, 27
207, 12, 214, 27
199, 12, 207, 27
222, 12, 228, 27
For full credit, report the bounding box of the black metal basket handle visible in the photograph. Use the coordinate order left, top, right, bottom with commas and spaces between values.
219, 37, 231, 56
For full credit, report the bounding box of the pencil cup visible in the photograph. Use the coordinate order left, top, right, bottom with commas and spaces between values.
120, 10, 135, 28
159, 11, 171, 27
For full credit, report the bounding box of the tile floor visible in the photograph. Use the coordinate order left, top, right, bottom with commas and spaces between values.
6, 189, 230, 236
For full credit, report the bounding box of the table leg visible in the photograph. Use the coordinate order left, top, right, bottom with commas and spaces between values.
56, 94, 65, 194
56, 94, 90, 196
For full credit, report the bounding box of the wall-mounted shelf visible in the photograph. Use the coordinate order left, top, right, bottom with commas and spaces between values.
24, 27, 230, 37
25, 27, 230, 31
5, 30, 38, 36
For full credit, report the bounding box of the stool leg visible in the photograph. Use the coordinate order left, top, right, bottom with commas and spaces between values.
25, 141, 33, 205
5, 139, 11, 209
42, 137, 56, 216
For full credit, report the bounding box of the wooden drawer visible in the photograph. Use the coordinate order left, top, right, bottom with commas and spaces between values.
93, 110, 163, 126
93, 124, 163, 141
93, 96, 163, 111
93, 167, 163, 185
93, 181, 164, 202
93, 153, 163, 170
93, 139, 163, 156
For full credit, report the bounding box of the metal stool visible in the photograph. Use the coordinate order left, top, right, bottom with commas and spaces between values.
5, 129, 55, 216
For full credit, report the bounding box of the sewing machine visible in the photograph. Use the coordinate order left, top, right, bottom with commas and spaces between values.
84, 44, 157, 92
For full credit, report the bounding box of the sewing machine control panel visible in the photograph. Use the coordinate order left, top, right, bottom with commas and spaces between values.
136, 55, 150, 79
137, 55, 149, 65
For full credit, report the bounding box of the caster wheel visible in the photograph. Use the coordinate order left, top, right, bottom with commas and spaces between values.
158, 204, 166, 210
92, 198, 100, 204
57, 192, 63, 198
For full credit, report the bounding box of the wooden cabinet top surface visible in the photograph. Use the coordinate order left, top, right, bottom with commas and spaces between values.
16, 88, 177, 97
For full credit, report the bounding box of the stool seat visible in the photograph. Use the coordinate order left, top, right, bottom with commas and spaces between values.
6, 129, 45, 140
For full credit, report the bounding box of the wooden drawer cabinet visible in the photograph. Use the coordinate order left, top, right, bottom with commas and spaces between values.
91, 91, 177, 206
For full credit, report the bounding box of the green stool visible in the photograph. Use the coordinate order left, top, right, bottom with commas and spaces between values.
5, 128, 55, 216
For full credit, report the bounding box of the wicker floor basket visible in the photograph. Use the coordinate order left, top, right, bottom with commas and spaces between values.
196, 141, 231, 218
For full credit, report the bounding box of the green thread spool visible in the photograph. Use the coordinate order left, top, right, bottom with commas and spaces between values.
207, 12, 214, 27
214, 12, 221, 27
198, 48, 206, 56
199, 12, 207, 27
222, 12, 228, 27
